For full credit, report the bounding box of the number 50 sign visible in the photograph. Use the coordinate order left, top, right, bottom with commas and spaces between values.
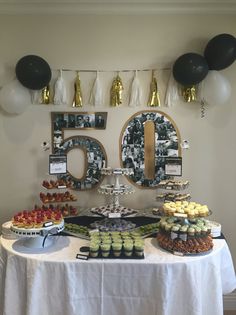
51, 110, 181, 190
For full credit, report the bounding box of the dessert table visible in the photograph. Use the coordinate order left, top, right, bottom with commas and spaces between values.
0, 235, 235, 315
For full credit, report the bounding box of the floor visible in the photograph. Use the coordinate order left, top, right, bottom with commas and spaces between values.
224, 311, 236, 315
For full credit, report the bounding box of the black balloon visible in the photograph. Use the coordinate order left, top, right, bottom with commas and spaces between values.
15, 55, 52, 90
173, 53, 209, 86
204, 33, 236, 70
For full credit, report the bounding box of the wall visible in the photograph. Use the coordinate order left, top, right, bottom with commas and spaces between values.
0, 14, 236, 263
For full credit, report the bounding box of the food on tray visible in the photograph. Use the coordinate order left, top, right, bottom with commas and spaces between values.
158, 179, 189, 190
90, 218, 136, 231
157, 233, 213, 254
156, 193, 191, 202
64, 223, 89, 237
40, 191, 77, 203
88, 231, 144, 258
42, 179, 73, 189
11, 208, 63, 229
161, 201, 209, 218
90, 205, 137, 217
159, 217, 210, 237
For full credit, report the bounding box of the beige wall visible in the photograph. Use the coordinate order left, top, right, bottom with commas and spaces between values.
0, 14, 236, 262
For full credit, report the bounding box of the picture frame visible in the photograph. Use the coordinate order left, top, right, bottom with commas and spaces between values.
51, 111, 107, 154
49, 154, 67, 175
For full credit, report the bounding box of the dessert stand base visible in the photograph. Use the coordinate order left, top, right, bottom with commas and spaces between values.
20, 236, 54, 249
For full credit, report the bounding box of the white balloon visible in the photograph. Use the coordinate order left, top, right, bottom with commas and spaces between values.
0, 79, 30, 114
199, 70, 231, 106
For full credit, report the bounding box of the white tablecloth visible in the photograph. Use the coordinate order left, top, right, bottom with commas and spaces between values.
0, 235, 235, 315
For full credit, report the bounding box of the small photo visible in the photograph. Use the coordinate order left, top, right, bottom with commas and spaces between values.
95, 112, 107, 129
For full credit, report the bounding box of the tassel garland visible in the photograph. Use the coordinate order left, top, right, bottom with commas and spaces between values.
72, 72, 83, 107
129, 70, 142, 107
89, 71, 103, 106
148, 71, 161, 107
54, 70, 67, 105
110, 74, 124, 107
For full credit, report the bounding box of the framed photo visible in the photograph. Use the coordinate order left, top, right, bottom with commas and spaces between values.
49, 154, 67, 175
51, 112, 107, 154
164, 157, 182, 176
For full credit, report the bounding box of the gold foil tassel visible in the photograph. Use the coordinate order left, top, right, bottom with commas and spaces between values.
72, 72, 83, 107
110, 74, 124, 107
41, 85, 50, 104
148, 71, 161, 107
182, 86, 197, 102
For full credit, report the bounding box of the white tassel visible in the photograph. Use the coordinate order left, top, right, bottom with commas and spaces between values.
129, 70, 142, 107
31, 90, 42, 104
89, 71, 103, 106
54, 70, 67, 105
164, 70, 180, 107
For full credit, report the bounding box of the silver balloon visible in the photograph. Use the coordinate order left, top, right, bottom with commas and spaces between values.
198, 70, 231, 106
0, 79, 30, 114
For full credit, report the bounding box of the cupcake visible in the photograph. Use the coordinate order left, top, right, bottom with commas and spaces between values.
100, 243, 111, 257
134, 241, 144, 257
90, 242, 100, 258
123, 242, 133, 257
112, 242, 122, 257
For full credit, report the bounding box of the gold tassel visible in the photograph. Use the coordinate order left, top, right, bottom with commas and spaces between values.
110, 74, 124, 107
41, 85, 51, 104
72, 72, 83, 107
182, 86, 197, 102
148, 71, 161, 107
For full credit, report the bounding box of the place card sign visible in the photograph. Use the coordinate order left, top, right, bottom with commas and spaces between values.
49, 154, 67, 175
174, 213, 187, 218
108, 213, 121, 218
165, 157, 182, 176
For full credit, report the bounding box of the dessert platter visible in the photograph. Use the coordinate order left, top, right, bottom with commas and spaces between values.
90, 217, 136, 232
156, 201, 214, 255
39, 191, 77, 203
10, 208, 64, 248
156, 192, 191, 202
42, 179, 73, 189
157, 179, 189, 190
90, 167, 137, 217
88, 230, 145, 259
90, 205, 137, 217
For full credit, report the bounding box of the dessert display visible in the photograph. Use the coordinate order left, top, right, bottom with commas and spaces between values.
10, 208, 64, 248
156, 192, 191, 202
90, 205, 137, 217
157, 233, 213, 254
157, 201, 214, 255
92, 167, 137, 217
101, 167, 134, 176
39, 191, 77, 203
90, 218, 136, 231
64, 223, 90, 239
42, 179, 72, 189
161, 201, 210, 218
11, 208, 64, 228
157, 179, 189, 190
89, 230, 144, 258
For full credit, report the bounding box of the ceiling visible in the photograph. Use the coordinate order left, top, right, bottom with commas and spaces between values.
0, 0, 235, 15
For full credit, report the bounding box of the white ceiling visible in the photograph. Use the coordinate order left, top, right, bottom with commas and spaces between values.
0, 0, 235, 15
